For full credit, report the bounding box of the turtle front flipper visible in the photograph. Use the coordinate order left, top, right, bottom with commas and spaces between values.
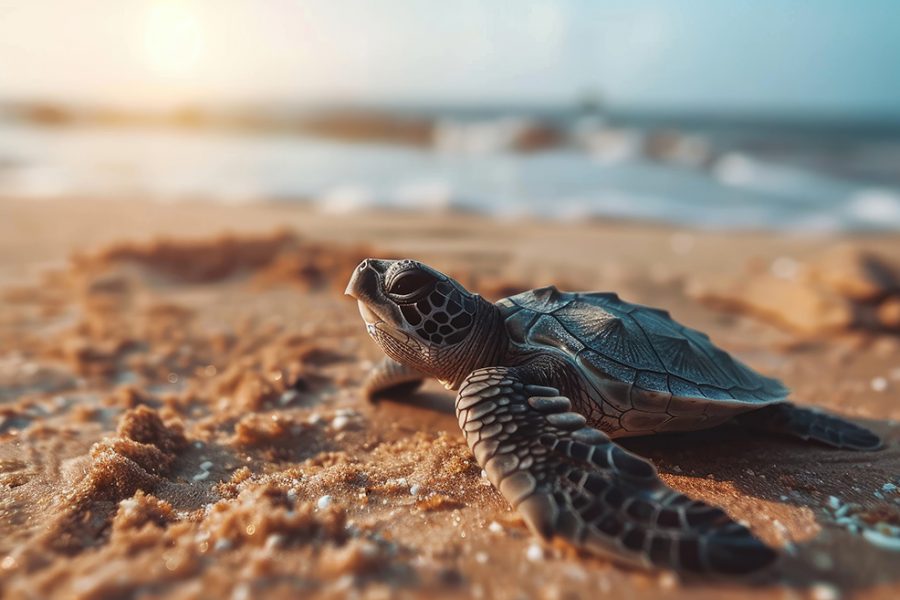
456, 366, 777, 575
362, 357, 427, 402
735, 403, 882, 451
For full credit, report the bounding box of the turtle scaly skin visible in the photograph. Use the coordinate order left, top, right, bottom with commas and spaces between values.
346, 259, 882, 575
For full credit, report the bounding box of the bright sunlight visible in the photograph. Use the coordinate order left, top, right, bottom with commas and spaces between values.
142, 1, 204, 77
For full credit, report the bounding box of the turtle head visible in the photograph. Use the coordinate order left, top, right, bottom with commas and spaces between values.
345, 259, 499, 384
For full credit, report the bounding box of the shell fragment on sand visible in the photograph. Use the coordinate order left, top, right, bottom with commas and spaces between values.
825, 494, 900, 552
862, 529, 900, 552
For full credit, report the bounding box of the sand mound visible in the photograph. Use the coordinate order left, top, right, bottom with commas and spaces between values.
11, 407, 186, 570
71, 229, 376, 291
690, 245, 900, 335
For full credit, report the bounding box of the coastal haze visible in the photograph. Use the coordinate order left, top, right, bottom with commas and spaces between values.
2, 0, 900, 229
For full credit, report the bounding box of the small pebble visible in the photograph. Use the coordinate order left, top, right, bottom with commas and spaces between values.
317, 495, 333, 510
882, 483, 897, 493
331, 415, 351, 430
810, 582, 840, 600
835, 516, 856, 527
119, 498, 139, 514
525, 543, 544, 562
279, 390, 299, 406
871, 377, 888, 392
827, 496, 842, 510
772, 519, 789, 538
264, 534, 284, 550
409, 484, 420, 496
657, 571, 678, 589
231, 583, 250, 600
214, 538, 233, 551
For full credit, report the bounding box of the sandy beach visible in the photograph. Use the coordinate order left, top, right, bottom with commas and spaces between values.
1, 197, 900, 599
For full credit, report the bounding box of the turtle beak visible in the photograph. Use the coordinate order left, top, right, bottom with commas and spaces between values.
346, 263, 383, 324
356, 300, 382, 325
343, 278, 357, 298
346, 259, 405, 327
346, 259, 395, 299
345, 260, 372, 299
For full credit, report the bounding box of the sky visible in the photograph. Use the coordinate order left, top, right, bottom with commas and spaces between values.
1, 0, 899, 116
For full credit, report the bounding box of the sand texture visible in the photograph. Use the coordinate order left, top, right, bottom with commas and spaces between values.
1, 198, 900, 599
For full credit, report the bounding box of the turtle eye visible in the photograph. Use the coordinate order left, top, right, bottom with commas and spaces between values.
388, 269, 436, 297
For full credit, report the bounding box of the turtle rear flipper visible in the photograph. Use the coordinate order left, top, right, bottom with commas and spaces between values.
456, 366, 777, 575
736, 403, 882, 451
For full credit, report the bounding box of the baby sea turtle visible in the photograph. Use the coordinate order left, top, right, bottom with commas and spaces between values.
345, 259, 882, 575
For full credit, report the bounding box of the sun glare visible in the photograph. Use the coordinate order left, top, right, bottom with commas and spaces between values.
143, 1, 204, 77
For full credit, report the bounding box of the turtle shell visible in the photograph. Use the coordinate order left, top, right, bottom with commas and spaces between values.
497, 286, 789, 404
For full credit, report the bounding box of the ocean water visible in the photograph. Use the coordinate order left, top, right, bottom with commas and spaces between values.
1, 118, 899, 231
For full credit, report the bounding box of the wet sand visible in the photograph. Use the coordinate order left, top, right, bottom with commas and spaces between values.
1, 197, 899, 599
